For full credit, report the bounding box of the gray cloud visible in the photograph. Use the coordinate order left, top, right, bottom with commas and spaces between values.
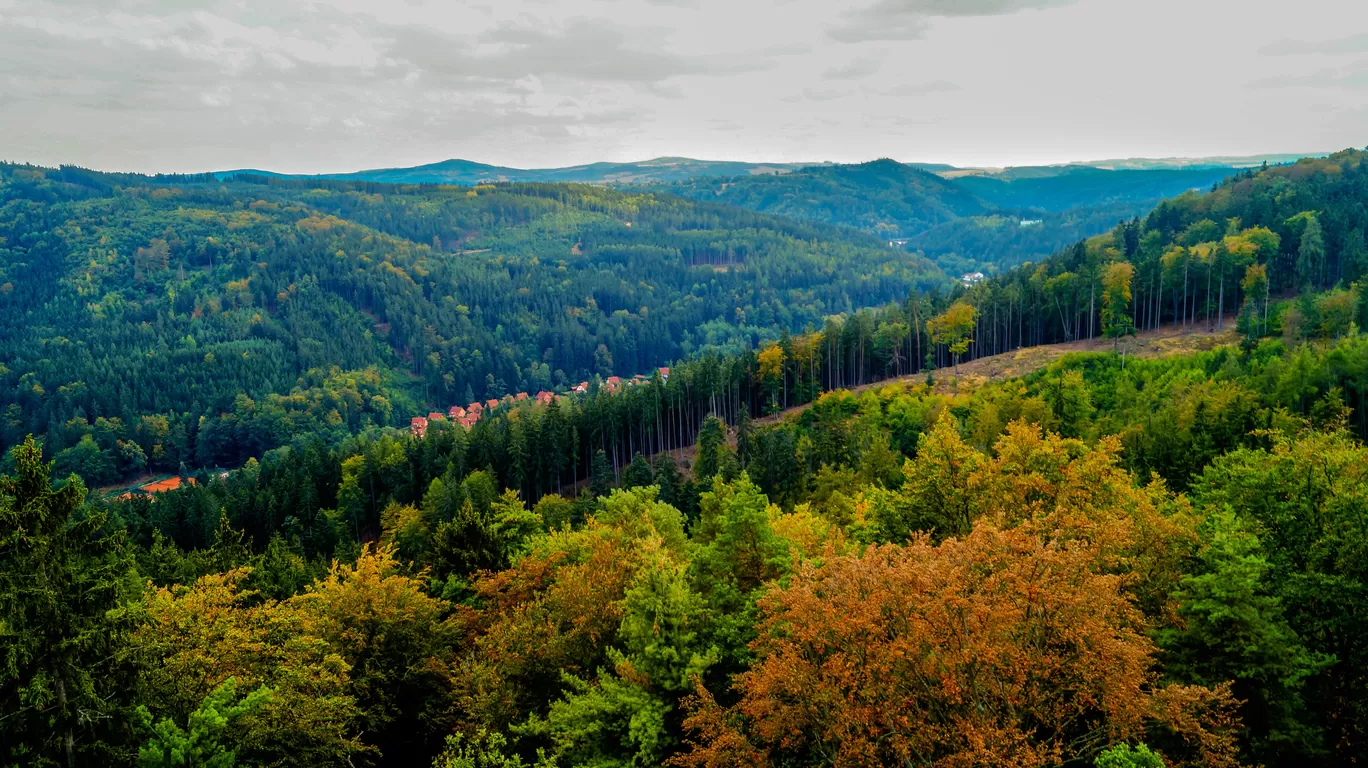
1251, 61, 1368, 90
882, 80, 959, 96
2, 0, 1364, 174
1260, 33, 1368, 56
823, 54, 884, 80
829, 0, 1079, 42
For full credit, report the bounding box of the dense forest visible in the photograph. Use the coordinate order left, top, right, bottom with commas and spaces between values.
7, 316, 1368, 767
660, 160, 1240, 273
5, 150, 1368, 768
944, 151, 1368, 363
0, 164, 941, 484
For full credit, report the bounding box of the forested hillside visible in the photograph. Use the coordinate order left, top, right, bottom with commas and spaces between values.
663, 159, 1252, 273
9, 303, 1367, 767
5, 149, 1368, 768
0, 164, 939, 483
662, 159, 989, 239
956, 165, 1236, 211
949, 150, 1368, 361
220, 157, 818, 186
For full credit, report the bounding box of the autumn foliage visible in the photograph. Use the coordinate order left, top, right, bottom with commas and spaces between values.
673, 522, 1239, 768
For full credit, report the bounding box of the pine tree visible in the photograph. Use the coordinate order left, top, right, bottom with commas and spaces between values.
622, 452, 654, 489
0, 437, 134, 767
1298, 215, 1326, 290
590, 449, 614, 498
1157, 512, 1331, 764
693, 417, 728, 482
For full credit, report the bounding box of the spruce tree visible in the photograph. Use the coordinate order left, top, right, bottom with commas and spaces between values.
0, 437, 134, 767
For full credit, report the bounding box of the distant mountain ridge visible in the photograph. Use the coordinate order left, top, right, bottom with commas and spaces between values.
217, 157, 825, 186
211, 151, 1328, 275
214, 152, 1325, 188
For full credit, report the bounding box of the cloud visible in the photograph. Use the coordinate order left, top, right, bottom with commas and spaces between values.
1250, 60, 1368, 89
1259, 33, 1368, 56
823, 54, 883, 80
782, 87, 851, 103
881, 79, 959, 96
829, 0, 1079, 42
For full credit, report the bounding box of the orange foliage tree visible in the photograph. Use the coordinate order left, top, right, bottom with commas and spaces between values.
674, 525, 1241, 768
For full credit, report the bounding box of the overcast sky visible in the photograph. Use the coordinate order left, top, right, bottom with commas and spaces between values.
2, 0, 1366, 173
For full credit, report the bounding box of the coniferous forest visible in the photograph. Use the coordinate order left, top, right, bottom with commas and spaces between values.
4, 147, 1368, 768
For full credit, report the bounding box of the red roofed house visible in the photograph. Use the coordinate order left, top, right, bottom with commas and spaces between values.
486, 399, 500, 410
411, 416, 429, 438
536, 391, 554, 405
449, 406, 466, 419
428, 411, 446, 422
515, 392, 529, 401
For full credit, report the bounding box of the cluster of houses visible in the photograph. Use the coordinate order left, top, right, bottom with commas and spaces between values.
410, 367, 670, 439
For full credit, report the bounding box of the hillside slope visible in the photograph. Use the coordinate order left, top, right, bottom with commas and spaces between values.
218, 157, 819, 186
662, 159, 990, 239
659, 159, 1270, 274
0, 165, 941, 470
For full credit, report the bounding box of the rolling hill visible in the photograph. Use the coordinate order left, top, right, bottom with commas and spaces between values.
217, 157, 821, 186
656, 158, 1269, 274
0, 164, 942, 468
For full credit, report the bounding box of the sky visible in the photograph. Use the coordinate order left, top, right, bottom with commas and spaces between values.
2, 0, 1366, 174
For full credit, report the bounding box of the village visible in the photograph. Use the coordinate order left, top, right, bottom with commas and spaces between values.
408, 367, 671, 439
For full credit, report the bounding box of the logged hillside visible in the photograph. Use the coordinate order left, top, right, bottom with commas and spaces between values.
0, 165, 941, 475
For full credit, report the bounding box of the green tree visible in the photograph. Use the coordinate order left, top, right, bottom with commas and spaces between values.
1296, 213, 1325, 289
1095, 743, 1164, 768
0, 436, 133, 767
52, 434, 116, 487
137, 678, 274, 768
622, 453, 654, 489
432, 728, 550, 768
692, 417, 728, 483
1157, 512, 1331, 765
590, 449, 614, 498
536, 545, 715, 767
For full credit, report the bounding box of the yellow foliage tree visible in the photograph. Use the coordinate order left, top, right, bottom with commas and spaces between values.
927, 301, 977, 381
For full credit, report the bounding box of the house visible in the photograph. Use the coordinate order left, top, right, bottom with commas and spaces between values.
515, 392, 529, 402
411, 416, 429, 438
536, 391, 555, 405
960, 271, 987, 286
658, 367, 670, 379
486, 399, 500, 410
449, 406, 466, 419
427, 411, 447, 422
1019, 219, 1043, 227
